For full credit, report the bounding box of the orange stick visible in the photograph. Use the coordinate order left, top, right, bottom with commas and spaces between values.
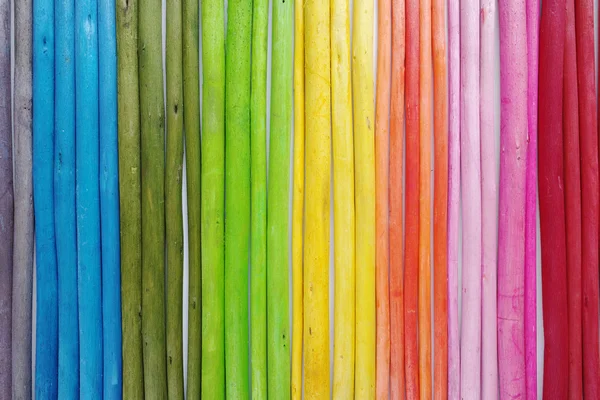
375, 0, 391, 393
432, 0, 448, 395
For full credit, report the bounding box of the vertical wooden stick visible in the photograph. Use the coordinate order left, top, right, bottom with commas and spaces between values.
563, 1, 583, 397
538, 0, 568, 396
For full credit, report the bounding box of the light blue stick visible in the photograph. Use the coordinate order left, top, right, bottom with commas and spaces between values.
98, 0, 122, 396
75, 0, 103, 396
54, 0, 79, 395
33, 0, 58, 395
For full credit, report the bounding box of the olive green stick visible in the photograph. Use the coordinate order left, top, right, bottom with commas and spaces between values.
266, 0, 293, 396
166, 0, 184, 395
225, 0, 252, 396
201, 0, 225, 396
139, 0, 167, 395
250, 0, 268, 395
116, 0, 144, 395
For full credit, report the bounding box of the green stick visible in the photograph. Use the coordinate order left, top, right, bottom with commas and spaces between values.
267, 0, 293, 396
225, 0, 252, 396
166, 0, 184, 395
138, 0, 167, 395
201, 0, 225, 396
183, 0, 201, 394
250, 0, 268, 395
116, 0, 144, 396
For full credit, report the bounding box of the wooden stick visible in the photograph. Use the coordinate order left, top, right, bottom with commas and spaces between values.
250, 0, 268, 392
432, 0, 448, 394
375, 0, 391, 394
563, 1, 583, 397
404, 0, 420, 396
291, 0, 305, 395
304, 0, 332, 392
55, 0, 78, 394
352, 0, 376, 392
460, 0, 482, 394
165, 0, 184, 394
480, 0, 498, 399
389, 0, 405, 394
117, 0, 144, 394
139, 0, 167, 392
267, 2, 293, 395
538, 0, 568, 396
12, 0, 34, 395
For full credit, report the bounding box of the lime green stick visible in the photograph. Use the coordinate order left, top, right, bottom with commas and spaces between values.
267, 0, 293, 396
116, 0, 144, 395
138, 0, 167, 394
224, 0, 252, 396
250, 0, 268, 395
165, 0, 184, 395
183, 0, 201, 394
201, 0, 225, 396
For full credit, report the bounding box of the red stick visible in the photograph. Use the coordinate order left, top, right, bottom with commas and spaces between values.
538, 0, 568, 396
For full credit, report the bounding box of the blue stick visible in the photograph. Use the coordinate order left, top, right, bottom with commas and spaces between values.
98, 0, 122, 396
75, 0, 103, 396
54, 0, 79, 395
33, 0, 58, 395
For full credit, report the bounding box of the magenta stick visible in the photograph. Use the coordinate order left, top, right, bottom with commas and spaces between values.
497, 0, 528, 397
447, 0, 460, 397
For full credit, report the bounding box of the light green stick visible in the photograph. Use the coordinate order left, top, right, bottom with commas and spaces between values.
183, 0, 201, 394
267, 0, 293, 396
225, 0, 252, 396
201, 0, 225, 396
250, 0, 268, 395
165, 0, 184, 395
138, 0, 167, 395
116, 0, 144, 396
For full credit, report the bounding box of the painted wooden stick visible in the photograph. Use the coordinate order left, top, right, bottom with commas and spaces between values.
480, 0, 498, 399
389, 0, 405, 395
201, 0, 225, 394
563, 1, 583, 397
291, 0, 304, 395
75, 0, 103, 394
352, 0, 376, 392
267, 2, 293, 396
432, 0, 448, 395
304, 0, 332, 392
538, 0, 568, 396
116, 0, 144, 394
183, 0, 201, 394
139, 0, 167, 392
33, 0, 58, 394
524, 0, 539, 396
404, 0, 420, 396
0, 0, 12, 393
12, 0, 34, 395
418, 0, 432, 395
574, 0, 600, 396
165, 0, 184, 395
224, 0, 251, 395
375, 0, 391, 394
55, 0, 79, 394
460, 0, 482, 394
250, 0, 268, 393
446, 0, 460, 395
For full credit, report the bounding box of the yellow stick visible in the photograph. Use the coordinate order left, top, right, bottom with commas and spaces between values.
303, 0, 331, 395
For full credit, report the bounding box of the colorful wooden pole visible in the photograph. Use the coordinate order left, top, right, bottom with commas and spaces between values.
12, 0, 34, 395
563, 1, 583, 397
117, 0, 144, 395
538, 0, 568, 396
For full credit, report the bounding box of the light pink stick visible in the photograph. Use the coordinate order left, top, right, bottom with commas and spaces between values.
498, 0, 528, 398
480, 0, 498, 399
459, 0, 481, 396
